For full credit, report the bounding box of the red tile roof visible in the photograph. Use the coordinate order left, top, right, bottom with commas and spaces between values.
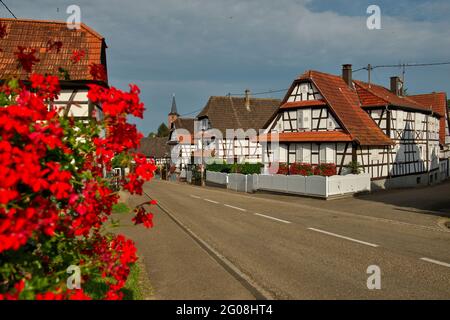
293, 70, 394, 146
259, 131, 352, 143
354, 80, 433, 113
280, 99, 327, 110
409, 92, 448, 145
0, 18, 107, 82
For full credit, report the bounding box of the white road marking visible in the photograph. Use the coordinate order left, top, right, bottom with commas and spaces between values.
190, 195, 201, 199
307, 228, 379, 248
254, 213, 291, 224
420, 257, 450, 268
204, 198, 219, 204
224, 204, 247, 212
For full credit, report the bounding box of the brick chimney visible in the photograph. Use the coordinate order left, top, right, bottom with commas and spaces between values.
342, 64, 352, 88
244, 89, 251, 111
390, 76, 403, 96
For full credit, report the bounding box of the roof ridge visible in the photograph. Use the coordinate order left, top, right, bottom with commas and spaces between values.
209, 95, 280, 101
0, 17, 104, 40
354, 80, 432, 110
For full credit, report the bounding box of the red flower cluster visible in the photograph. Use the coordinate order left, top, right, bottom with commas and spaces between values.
1, 68, 156, 299
89, 63, 107, 82
14, 46, 40, 73
275, 163, 289, 175
275, 162, 337, 177
30, 73, 61, 100
290, 163, 314, 176
90, 234, 138, 300
313, 163, 337, 177
71, 50, 86, 64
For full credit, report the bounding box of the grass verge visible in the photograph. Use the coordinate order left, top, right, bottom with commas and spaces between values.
112, 202, 130, 214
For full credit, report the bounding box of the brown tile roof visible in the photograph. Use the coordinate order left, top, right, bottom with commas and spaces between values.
259, 131, 352, 143
292, 70, 393, 146
354, 80, 433, 113
172, 117, 195, 133
0, 18, 107, 82
409, 92, 448, 145
138, 137, 170, 159
197, 96, 280, 134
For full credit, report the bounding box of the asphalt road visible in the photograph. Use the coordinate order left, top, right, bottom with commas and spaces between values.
138, 179, 450, 299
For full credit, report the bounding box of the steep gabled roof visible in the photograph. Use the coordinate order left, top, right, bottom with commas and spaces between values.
138, 137, 170, 159
171, 117, 195, 133
197, 96, 280, 135
354, 80, 433, 113
0, 18, 107, 82
409, 92, 448, 145
294, 70, 393, 146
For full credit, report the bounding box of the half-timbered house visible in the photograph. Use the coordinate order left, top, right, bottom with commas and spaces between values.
167, 95, 196, 169
0, 18, 108, 121
138, 136, 171, 165
196, 92, 280, 164
262, 64, 449, 188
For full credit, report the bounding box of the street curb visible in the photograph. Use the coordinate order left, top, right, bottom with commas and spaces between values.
142, 190, 276, 301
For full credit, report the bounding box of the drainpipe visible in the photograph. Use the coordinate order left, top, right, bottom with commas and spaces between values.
385, 106, 392, 178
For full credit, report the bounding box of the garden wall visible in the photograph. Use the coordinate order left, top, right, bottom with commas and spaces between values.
206, 171, 371, 198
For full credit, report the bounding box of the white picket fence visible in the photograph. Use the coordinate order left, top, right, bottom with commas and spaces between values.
206, 171, 371, 199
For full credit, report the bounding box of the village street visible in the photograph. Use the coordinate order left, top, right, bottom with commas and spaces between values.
118, 180, 450, 300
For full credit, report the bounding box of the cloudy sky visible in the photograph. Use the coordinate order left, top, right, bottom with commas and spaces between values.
3, 0, 450, 135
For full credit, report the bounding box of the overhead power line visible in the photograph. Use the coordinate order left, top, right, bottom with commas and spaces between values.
226, 61, 450, 96
180, 108, 204, 117
0, 0, 17, 19
354, 61, 450, 86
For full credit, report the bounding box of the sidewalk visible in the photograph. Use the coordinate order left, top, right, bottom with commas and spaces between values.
114, 192, 254, 300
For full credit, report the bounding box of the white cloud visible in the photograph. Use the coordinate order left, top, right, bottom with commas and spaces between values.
6, 0, 450, 133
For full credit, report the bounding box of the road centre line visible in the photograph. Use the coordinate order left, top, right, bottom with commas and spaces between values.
254, 213, 291, 224
420, 257, 450, 268
307, 228, 379, 248
190, 195, 201, 199
204, 198, 220, 204
224, 204, 247, 212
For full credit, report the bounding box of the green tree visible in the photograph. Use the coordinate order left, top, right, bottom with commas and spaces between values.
156, 123, 170, 137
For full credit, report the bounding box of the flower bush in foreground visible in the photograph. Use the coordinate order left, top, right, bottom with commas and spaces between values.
0, 51, 156, 299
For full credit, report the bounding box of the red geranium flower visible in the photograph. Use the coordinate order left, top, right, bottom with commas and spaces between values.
71, 49, 85, 64
89, 63, 107, 82
14, 46, 40, 73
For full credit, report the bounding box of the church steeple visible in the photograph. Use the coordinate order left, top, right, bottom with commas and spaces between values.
168, 94, 179, 128
170, 94, 179, 115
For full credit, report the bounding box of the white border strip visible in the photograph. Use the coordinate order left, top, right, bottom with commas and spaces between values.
308, 228, 379, 248
254, 213, 291, 224
420, 257, 450, 268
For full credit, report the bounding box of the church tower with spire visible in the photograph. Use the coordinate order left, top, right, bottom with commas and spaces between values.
168, 94, 179, 128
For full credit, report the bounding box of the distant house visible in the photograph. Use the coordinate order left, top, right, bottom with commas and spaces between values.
167, 95, 196, 170
138, 136, 171, 165
262, 64, 449, 188
196, 92, 280, 164
0, 18, 108, 121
